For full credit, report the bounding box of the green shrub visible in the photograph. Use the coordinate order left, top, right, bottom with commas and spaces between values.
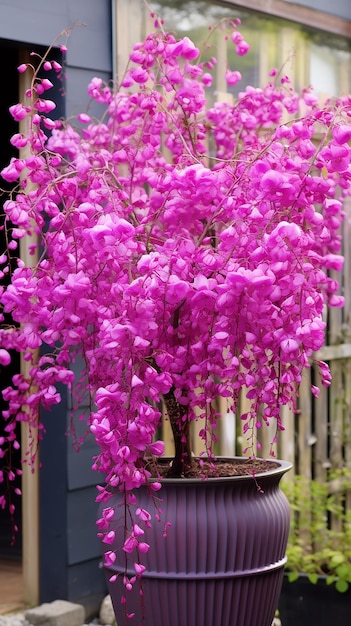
282, 472, 351, 592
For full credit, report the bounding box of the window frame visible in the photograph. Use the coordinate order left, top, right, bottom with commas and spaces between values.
112, 0, 351, 98
219, 0, 351, 37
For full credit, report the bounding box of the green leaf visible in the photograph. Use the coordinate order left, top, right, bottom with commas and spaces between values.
335, 579, 349, 593
308, 573, 319, 585
288, 571, 299, 583
330, 554, 345, 567
336, 565, 350, 579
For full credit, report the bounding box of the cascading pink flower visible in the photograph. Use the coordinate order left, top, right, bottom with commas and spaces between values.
0, 21, 350, 564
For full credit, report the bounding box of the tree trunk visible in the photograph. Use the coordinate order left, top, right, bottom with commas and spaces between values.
162, 387, 194, 477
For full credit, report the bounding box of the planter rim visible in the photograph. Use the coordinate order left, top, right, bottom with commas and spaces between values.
106, 555, 288, 580
152, 456, 292, 485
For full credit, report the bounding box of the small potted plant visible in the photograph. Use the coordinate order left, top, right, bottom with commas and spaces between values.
1, 15, 351, 626
279, 473, 351, 625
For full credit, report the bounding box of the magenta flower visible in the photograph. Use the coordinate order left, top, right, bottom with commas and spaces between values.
165, 36, 199, 60
102, 531, 116, 545
225, 69, 242, 86
9, 103, 29, 121
235, 41, 250, 56
0, 19, 350, 571
103, 551, 116, 567
0, 350, 11, 366
134, 563, 146, 576
332, 124, 351, 145
123, 536, 138, 554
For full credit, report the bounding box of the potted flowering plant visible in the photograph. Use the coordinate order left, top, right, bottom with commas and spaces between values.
1, 14, 351, 626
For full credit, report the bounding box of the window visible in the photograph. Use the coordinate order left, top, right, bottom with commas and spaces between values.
113, 0, 351, 99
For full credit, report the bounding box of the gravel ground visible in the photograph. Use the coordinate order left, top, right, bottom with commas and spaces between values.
0, 608, 282, 626
0, 616, 105, 626
0, 615, 31, 626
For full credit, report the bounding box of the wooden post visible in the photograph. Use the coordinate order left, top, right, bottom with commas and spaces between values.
19, 52, 40, 606
218, 396, 236, 457
112, 0, 149, 81
298, 370, 312, 480
278, 405, 295, 481
313, 366, 329, 485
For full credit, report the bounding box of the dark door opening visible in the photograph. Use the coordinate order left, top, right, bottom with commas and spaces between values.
0, 40, 22, 560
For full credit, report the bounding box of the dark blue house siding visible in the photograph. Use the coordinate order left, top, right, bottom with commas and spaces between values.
0, 0, 112, 615
0, 1, 112, 116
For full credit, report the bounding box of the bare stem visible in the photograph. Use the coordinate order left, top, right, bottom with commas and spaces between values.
163, 387, 194, 477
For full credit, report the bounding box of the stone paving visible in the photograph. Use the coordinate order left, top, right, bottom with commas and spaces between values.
0, 598, 283, 626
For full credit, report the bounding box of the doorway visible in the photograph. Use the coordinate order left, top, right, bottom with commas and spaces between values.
0, 39, 24, 612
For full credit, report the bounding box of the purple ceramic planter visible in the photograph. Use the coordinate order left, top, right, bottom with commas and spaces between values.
101, 458, 292, 626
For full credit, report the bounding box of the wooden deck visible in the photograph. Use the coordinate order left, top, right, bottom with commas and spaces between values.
0, 560, 25, 614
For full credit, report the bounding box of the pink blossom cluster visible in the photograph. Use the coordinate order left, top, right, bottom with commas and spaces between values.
1, 24, 351, 552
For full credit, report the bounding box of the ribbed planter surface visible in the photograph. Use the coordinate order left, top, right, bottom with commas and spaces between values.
102, 457, 291, 626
